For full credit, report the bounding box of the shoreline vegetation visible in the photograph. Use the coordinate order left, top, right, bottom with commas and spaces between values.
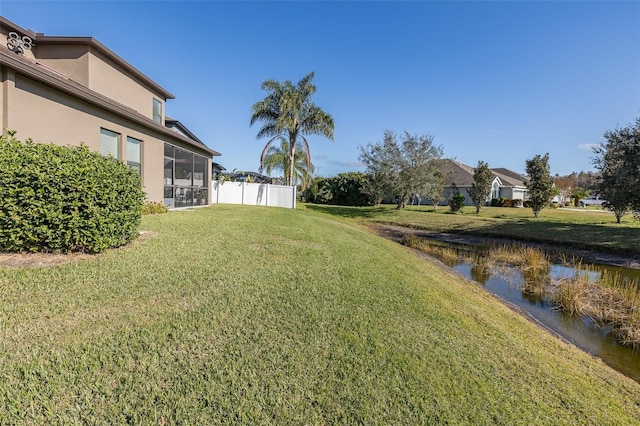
1, 205, 640, 422
304, 203, 640, 260
401, 234, 640, 349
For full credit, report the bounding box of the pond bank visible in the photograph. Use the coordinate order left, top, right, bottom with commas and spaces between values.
370, 223, 640, 383
369, 223, 640, 269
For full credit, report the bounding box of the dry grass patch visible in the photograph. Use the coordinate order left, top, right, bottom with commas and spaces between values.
0, 231, 157, 268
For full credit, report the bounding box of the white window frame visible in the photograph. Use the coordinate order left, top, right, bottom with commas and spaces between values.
153, 98, 162, 123
126, 136, 142, 177
99, 128, 120, 159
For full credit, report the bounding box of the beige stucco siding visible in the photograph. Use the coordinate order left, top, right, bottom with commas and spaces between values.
0, 17, 215, 208
88, 50, 164, 122
34, 45, 90, 86
1, 66, 10, 130
7, 73, 208, 202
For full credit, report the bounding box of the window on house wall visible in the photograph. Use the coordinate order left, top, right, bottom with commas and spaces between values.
126, 136, 142, 176
99, 128, 119, 158
153, 99, 162, 123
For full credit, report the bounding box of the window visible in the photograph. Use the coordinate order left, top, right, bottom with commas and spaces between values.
99, 128, 119, 158
126, 136, 142, 175
153, 98, 162, 123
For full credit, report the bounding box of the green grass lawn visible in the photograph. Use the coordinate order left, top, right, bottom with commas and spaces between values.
304, 204, 640, 256
1, 205, 639, 424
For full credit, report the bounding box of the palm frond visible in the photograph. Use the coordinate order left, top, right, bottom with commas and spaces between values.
251, 71, 333, 185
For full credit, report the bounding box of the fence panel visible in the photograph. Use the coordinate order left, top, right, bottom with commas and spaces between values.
211, 181, 296, 209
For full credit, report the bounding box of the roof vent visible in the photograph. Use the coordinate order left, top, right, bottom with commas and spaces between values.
7, 31, 34, 55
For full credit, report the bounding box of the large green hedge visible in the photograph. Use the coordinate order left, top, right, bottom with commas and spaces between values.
0, 132, 145, 253
304, 172, 377, 206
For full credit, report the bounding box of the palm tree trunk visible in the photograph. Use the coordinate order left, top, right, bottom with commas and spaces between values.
288, 130, 297, 187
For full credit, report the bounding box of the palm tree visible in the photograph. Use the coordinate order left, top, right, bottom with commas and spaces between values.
250, 71, 334, 186
260, 136, 315, 190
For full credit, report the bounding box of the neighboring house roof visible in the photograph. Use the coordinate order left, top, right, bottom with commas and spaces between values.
229, 171, 272, 183
441, 159, 528, 188
0, 46, 220, 157
441, 160, 476, 187
212, 162, 226, 172
491, 168, 528, 187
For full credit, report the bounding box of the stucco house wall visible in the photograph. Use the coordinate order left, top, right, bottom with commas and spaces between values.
0, 17, 219, 206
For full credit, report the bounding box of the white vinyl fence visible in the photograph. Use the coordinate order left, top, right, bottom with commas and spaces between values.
211, 180, 296, 209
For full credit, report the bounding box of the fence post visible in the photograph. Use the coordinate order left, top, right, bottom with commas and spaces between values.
292, 186, 296, 209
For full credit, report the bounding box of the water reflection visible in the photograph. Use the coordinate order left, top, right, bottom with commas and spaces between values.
426, 239, 640, 383
470, 263, 489, 284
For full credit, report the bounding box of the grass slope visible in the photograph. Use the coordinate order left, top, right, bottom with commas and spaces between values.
304, 204, 640, 256
1, 205, 639, 424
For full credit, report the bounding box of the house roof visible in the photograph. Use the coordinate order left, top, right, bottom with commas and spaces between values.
491, 168, 528, 187
165, 117, 206, 146
0, 42, 220, 157
212, 162, 226, 172
0, 16, 174, 100
441, 159, 528, 188
440, 160, 477, 187
229, 171, 272, 183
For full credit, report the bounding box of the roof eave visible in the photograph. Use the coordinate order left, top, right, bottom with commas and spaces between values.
0, 49, 220, 157
34, 36, 175, 100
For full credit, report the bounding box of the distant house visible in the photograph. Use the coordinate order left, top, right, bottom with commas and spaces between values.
212, 162, 226, 179
435, 160, 529, 206
0, 17, 220, 209
225, 171, 272, 184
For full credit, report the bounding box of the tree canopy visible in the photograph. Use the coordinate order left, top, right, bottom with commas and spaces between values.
250, 72, 334, 186
468, 161, 493, 214
592, 116, 640, 223
525, 153, 554, 217
358, 131, 443, 209
305, 172, 377, 206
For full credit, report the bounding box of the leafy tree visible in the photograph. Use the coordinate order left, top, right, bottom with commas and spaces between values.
305, 172, 377, 206
553, 171, 599, 205
525, 153, 554, 217
358, 130, 443, 210
422, 159, 445, 211
554, 171, 598, 192
448, 183, 466, 213
251, 72, 334, 186
260, 136, 314, 191
468, 161, 493, 214
570, 187, 590, 207
592, 116, 640, 223
362, 172, 386, 206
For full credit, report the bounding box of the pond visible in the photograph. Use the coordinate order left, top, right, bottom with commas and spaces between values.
414, 238, 640, 383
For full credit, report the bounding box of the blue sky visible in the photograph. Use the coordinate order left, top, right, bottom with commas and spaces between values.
2, 1, 639, 177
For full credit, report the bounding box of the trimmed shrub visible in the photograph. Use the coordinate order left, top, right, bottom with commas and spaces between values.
448, 192, 466, 213
491, 197, 505, 207
0, 133, 145, 253
141, 201, 168, 215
